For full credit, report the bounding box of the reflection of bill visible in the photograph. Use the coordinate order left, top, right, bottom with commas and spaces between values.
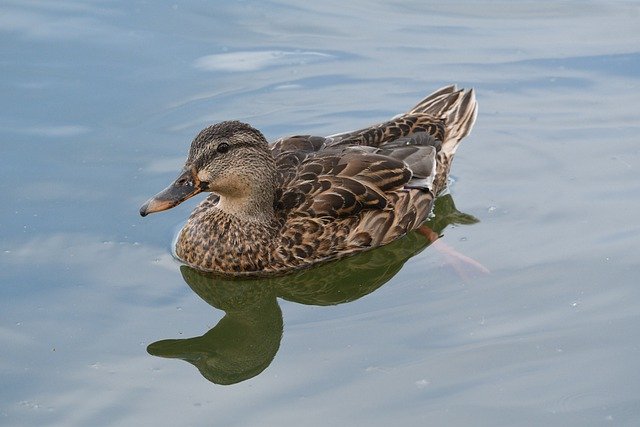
148, 194, 485, 385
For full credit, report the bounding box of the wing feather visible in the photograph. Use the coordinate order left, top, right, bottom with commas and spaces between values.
275, 149, 414, 219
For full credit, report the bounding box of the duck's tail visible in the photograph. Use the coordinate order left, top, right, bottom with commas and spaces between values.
409, 85, 478, 157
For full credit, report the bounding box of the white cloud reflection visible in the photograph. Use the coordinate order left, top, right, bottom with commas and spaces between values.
0, 5, 109, 41
0, 124, 90, 138
194, 50, 334, 72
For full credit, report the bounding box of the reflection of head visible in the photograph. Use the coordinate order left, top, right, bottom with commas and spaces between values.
148, 278, 283, 385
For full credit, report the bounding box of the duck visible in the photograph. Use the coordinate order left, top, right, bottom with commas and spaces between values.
140, 85, 477, 277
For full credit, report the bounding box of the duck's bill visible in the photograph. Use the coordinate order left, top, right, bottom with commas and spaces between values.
139, 169, 203, 217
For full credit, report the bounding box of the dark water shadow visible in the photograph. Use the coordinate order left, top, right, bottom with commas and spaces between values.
147, 194, 478, 385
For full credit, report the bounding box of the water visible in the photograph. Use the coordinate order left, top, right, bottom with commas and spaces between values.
2, 1, 640, 426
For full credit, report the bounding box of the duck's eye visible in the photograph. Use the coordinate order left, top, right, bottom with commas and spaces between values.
217, 142, 230, 154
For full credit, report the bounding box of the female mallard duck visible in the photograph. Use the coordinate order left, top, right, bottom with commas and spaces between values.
140, 85, 477, 276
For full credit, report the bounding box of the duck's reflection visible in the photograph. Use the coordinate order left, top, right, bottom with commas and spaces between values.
148, 195, 478, 385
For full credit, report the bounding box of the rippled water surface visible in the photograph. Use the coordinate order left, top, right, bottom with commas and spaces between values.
2, 1, 640, 426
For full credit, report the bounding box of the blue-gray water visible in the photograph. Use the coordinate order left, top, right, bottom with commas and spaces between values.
2, 1, 640, 426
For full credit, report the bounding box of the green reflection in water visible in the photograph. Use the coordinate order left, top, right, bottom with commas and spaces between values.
148, 194, 478, 385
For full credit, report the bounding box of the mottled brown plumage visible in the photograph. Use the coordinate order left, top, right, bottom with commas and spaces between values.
139, 85, 477, 276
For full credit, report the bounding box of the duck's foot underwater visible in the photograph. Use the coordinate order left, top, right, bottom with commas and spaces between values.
417, 225, 489, 280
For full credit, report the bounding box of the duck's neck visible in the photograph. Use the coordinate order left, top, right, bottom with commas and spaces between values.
213, 151, 278, 224
216, 187, 275, 223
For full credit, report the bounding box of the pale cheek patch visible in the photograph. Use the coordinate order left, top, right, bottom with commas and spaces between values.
197, 171, 210, 183
204, 170, 247, 197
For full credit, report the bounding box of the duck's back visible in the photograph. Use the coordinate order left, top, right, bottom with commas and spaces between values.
263, 86, 477, 274
271, 85, 476, 195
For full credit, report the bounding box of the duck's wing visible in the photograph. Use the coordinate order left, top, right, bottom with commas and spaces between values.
270, 85, 476, 211
272, 128, 439, 189
273, 144, 436, 218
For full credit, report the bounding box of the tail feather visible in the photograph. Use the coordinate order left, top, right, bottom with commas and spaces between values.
408, 84, 458, 115
408, 86, 478, 193
409, 86, 477, 153
440, 88, 477, 156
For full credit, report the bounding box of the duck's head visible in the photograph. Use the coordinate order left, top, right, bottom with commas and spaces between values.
140, 121, 274, 217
